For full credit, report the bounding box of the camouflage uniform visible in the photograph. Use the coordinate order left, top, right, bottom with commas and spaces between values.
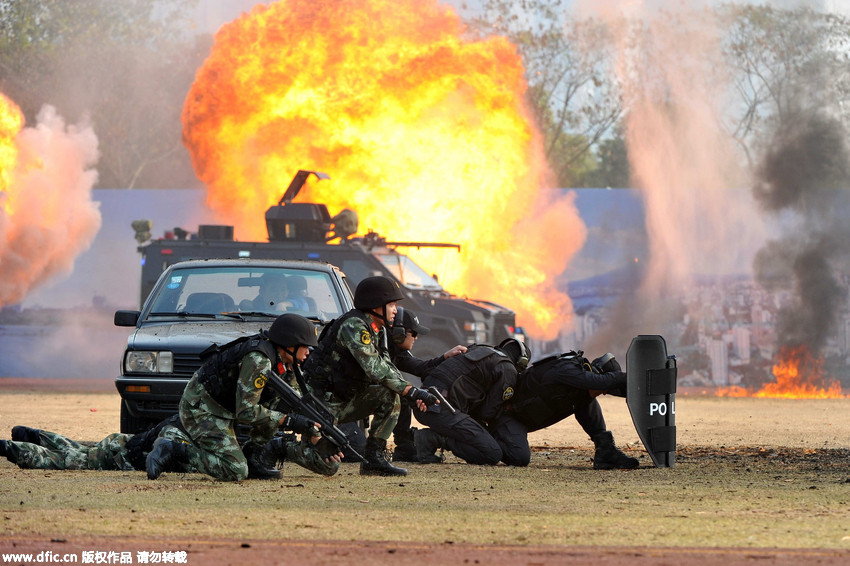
159, 351, 338, 480
159, 350, 285, 481
262, 375, 342, 477
4, 431, 134, 471
304, 313, 410, 442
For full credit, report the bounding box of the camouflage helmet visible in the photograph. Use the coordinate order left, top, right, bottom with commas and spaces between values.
354, 275, 404, 310
498, 338, 531, 370
267, 313, 319, 348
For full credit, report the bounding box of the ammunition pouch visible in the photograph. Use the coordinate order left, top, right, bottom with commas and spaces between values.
196, 335, 278, 412
302, 310, 373, 401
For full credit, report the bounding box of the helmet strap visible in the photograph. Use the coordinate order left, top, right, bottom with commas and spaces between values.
367, 305, 391, 327
280, 345, 300, 368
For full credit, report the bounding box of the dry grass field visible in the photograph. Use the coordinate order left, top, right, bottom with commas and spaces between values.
1, 380, 849, 565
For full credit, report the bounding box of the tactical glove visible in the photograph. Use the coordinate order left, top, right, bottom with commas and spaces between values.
405, 386, 439, 406
282, 413, 316, 435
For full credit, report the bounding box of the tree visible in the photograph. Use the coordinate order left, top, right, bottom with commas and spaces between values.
720, 5, 850, 169
0, 0, 203, 188
466, 0, 625, 188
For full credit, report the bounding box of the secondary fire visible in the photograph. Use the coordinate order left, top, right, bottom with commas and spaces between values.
181, 0, 586, 339
719, 345, 846, 399
0, 92, 101, 307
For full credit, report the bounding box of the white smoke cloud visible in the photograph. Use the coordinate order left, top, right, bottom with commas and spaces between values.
0, 104, 101, 307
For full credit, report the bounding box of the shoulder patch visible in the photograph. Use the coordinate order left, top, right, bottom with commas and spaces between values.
254, 374, 268, 389
360, 329, 372, 345
502, 386, 514, 401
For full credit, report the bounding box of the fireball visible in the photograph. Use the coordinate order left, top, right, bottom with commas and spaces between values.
181, 0, 586, 339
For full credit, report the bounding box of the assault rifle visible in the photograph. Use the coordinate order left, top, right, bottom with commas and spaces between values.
265, 364, 366, 463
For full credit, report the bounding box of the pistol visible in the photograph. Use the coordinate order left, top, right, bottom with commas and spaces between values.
426, 386, 457, 414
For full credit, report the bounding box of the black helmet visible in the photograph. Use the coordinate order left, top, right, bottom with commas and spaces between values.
354, 276, 404, 310
591, 353, 621, 374
267, 313, 319, 348
498, 338, 531, 370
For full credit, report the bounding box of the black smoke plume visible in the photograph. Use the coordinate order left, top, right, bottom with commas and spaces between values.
752, 112, 850, 353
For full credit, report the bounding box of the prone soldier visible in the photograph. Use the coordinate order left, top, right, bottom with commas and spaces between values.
0, 415, 184, 472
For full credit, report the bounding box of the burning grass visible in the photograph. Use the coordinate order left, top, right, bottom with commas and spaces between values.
718, 345, 846, 399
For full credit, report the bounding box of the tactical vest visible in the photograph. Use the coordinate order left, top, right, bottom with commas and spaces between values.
424, 344, 508, 411
302, 310, 376, 399
195, 334, 279, 413
511, 353, 592, 432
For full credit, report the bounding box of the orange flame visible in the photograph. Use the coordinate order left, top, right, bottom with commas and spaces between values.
718, 345, 846, 399
0, 93, 101, 307
181, 0, 586, 339
0, 92, 23, 212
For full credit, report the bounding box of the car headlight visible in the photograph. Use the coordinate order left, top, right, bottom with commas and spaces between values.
463, 321, 487, 343
124, 351, 174, 373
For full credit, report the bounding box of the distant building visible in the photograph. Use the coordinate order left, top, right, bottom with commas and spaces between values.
707, 337, 729, 386
732, 325, 751, 363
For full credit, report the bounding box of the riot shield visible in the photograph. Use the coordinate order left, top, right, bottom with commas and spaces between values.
626, 335, 677, 467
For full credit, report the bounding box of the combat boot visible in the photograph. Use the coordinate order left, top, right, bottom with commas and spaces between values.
11, 426, 42, 445
244, 442, 282, 480
414, 428, 445, 464
392, 443, 418, 462
0, 440, 7, 460
146, 438, 188, 480
260, 434, 292, 469
360, 438, 408, 476
591, 431, 639, 470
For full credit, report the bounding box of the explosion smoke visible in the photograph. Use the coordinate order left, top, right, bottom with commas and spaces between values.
0, 93, 101, 308
578, 2, 764, 355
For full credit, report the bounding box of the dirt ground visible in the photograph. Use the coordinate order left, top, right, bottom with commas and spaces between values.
1, 378, 849, 565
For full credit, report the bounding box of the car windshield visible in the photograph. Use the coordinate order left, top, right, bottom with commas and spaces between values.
373, 252, 443, 291
145, 266, 345, 321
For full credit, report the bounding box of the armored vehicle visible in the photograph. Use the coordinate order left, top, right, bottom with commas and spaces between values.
134, 170, 526, 359
114, 257, 353, 433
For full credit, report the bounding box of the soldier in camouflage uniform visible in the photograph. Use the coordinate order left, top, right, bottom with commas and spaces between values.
0, 415, 181, 471
302, 276, 441, 476
146, 313, 342, 482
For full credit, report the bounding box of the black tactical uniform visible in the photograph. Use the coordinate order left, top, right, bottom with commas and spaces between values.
504, 351, 639, 469
386, 308, 446, 461
415, 341, 524, 465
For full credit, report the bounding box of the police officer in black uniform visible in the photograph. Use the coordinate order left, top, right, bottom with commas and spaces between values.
500, 350, 639, 469
414, 338, 529, 465
386, 308, 466, 462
